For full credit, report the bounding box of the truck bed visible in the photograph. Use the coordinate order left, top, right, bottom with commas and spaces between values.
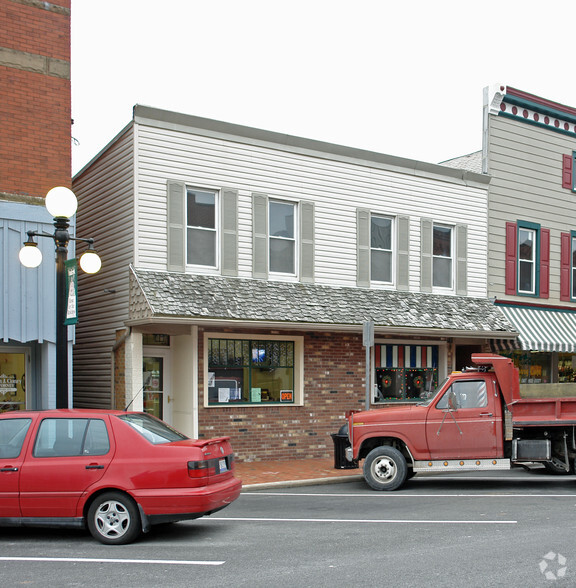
511, 397, 576, 425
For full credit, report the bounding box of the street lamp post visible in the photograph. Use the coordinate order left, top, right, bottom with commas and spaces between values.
19, 187, 101, 409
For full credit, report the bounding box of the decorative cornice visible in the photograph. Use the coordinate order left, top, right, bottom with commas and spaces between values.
487, 84, 576, 138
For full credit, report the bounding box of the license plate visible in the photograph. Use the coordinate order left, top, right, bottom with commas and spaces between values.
219, 458, 228, 473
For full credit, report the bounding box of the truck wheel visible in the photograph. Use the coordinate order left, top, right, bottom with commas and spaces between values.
363, 446, 408, 491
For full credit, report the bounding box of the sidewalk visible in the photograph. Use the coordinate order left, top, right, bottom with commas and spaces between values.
235, 457, 362, 490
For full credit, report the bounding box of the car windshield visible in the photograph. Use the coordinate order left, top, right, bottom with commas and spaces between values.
117, 413, 188, 444
416, 378, 449, 406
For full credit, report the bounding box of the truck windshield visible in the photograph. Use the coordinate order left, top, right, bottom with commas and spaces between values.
416, 378, 448, 406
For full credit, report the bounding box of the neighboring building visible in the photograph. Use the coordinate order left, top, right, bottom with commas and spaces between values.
72, 106, 515, 461
0, 0, 72, 411
443, 85, 576, 397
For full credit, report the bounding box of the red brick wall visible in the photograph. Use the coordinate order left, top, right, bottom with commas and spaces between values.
198, 329, 367, 462
0, 0, 71, 198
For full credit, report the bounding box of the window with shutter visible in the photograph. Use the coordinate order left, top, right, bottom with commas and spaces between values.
560, 232, 572, 301
562, 153, 574, 190
506, 220, 548, 298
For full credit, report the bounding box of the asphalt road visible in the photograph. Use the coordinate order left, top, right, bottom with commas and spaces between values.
2, 467, 576, 587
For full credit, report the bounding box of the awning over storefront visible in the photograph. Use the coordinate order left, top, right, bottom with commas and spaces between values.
494, 305, 576, 353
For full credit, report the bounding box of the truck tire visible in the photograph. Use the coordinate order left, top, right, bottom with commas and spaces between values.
363, 446, 408, 491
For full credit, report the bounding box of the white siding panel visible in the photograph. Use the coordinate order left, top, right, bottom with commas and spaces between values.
136, 125, 488, 296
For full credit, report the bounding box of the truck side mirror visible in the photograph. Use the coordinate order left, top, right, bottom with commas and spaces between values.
448, 390, 458, 411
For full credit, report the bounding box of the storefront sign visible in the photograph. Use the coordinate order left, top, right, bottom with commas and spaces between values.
280, 390, 293, 402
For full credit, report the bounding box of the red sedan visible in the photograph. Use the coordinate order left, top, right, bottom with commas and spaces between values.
0, 409, 242, 544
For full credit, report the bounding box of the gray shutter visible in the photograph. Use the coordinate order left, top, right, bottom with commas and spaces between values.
252, 192, 268, 279
221, 188, 238, 276
300, 201, 315, 283
420, 218, 433, 293
357, 208, 370, 287
396, 215, 410, 291
456, 224, 468, 295
167, 180, 186, 272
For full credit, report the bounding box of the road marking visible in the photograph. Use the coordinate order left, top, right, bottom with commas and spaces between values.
0, 557, 224, 566
211, 516, 516, 524
243, 492, 576, 498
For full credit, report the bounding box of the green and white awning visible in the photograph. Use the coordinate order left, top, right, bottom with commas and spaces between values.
494, 305, 576, 353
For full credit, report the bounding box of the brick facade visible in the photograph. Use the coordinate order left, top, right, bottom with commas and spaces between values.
199, 329, 374, 462
0, 0, 71, 199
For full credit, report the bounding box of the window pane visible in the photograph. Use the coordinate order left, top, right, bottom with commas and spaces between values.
208, 339, 295, 404
270, 238, 295, 273
0, 418, 31, 458
187, 227, 216, 266
519, 260, 533, 292
269, 202, 294, 238
371, 217, 392, 249
433, 226, 451, 257
371, 249, 392, 282
572, 238, 576, 298
518, 229, 534, 261
187, 189, 215, 229
433, 257, 452, 288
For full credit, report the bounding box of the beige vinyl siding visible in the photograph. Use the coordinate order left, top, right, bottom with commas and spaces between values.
487, 114, 576, 303
136, 124, 489, 297
73, 126, 135, 408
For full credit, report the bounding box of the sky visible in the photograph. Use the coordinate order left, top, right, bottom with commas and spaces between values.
71, 0, 576, 175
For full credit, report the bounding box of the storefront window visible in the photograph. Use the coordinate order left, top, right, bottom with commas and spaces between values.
374, 344, 438, 402
559, 354, 576, 383
207, 338, 295, 405
505, 351, 557, 384
0, 352, 27, 412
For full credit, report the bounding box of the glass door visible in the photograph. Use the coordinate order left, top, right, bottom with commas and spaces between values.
143, 354, 172, 422
0, 350, 28, 412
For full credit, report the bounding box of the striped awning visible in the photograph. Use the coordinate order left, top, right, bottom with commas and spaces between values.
495, 305, 576, 353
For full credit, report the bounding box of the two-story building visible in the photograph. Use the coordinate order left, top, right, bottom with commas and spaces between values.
443, 85, 576, 398
72, 105, 515, 460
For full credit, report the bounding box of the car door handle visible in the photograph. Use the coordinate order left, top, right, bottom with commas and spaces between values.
1, 467, 18, 472
85, 464, 104, 470
479, 412, 493, 417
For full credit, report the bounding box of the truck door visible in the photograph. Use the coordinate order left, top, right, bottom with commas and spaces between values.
425, 379, 502, 459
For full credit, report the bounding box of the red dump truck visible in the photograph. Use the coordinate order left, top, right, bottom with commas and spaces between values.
334, 353, 576, 490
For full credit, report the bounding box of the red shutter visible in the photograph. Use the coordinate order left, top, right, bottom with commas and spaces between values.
539, 228, 550, 299
505, 222, 517, 295
562, 154, 573, 189
560, 232, 571, 301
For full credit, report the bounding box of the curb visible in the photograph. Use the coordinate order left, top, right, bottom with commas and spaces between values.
241, 474, 363, 492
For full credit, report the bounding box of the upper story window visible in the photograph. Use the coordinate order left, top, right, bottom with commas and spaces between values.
371, 215, 394, 283
572, 236, 576, 299
269, 200, 296, 275
560, 231, 576, 302
186, 188, 217, 267
433, 224, 453, 289
505, 220, 549, 299
518, 226, 536, 294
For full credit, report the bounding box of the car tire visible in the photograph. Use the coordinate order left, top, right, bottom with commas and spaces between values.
363, 446, 408, 491
87, 491, 142, 545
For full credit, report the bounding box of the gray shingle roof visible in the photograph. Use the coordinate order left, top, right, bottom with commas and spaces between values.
439, 151, 483, 174
130, 268, 516, 336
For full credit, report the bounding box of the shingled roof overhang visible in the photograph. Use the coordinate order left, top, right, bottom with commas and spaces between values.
128, 267, 517, 339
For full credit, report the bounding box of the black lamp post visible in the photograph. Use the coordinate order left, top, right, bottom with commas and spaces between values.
19, 187, 101, 409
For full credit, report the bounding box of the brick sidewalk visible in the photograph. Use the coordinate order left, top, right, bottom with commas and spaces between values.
235, 457, 362, 489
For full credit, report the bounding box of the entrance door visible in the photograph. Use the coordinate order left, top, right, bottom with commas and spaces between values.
0, 350, 28, 412
143, 353, 172, 423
